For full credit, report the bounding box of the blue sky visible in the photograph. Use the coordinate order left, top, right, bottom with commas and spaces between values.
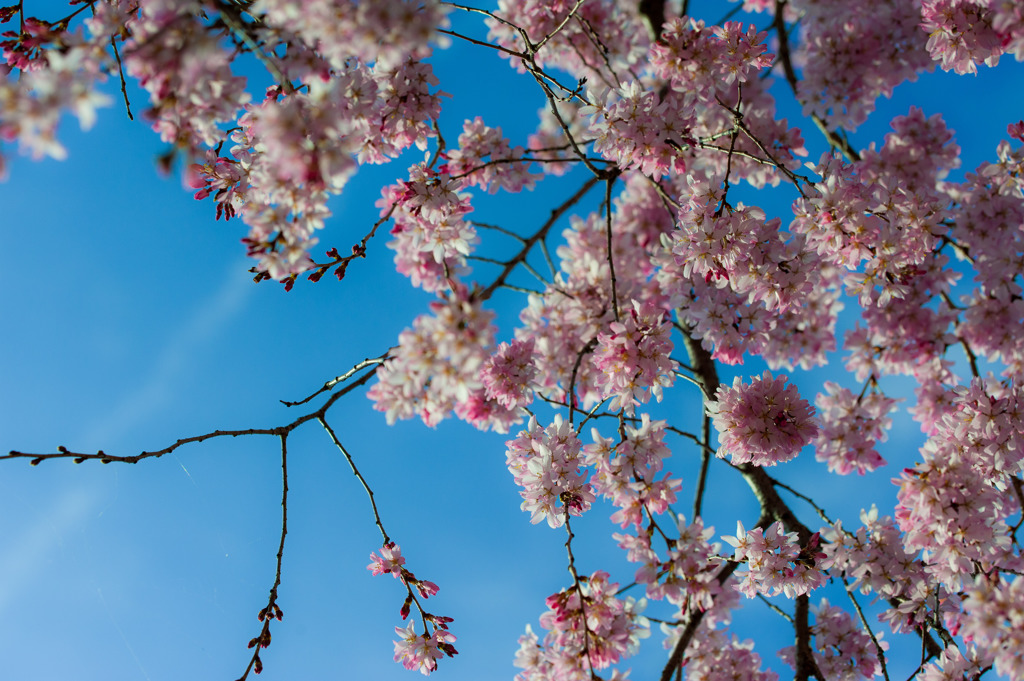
2, 3, 1024, 681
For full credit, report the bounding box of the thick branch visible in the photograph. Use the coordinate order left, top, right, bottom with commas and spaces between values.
659, 557, 742, 681
680, 330, 814, 541
637, 0, 667, 42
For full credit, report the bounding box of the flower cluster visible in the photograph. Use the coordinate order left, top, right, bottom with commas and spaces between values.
583, 81, 692, 180
790, 0, 931, 130
393, 622, 457, 676
367, 542, 406, 578
707, 371, 818, 466
367, 543, 456, 676
961, 574, 1024, 680
920, 0, 1023, 75
792, 108, 959, 313
650, 18, 774, 97
519, 180, 674, 409
667, 190, 814, 313
443, 117, 540, 193
505, 415, 594, 528
814, 382, 898, 475
125, 0, 250, 153
585, 415, 680, 529
895, 379, 1023, 588
486, 0, 649, 80
778, 599, 885, 681
948, 138, 1024, 374
656, 178, 835, 370
0, 29, 111, 168
823, 506, 926, 605
514, 571, 648, 681
368, 292, 520, 433
663, 624, 778, 681
615, 514, 723, 615
723, 521, 828, 598
186, 58, 446, 280
381, 163, 476, 292
919, 647, 989, 681
252, 0, 450, 70
481, 338, 537, 410
593, 302, 676, 414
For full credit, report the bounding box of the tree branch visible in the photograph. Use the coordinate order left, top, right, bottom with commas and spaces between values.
236, 434, 289, 680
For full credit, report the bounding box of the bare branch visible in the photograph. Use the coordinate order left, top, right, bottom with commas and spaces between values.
477, 175, 601, 301
319, 418, 391, 545
282, 352, 390, 407
236, 434, 289, 681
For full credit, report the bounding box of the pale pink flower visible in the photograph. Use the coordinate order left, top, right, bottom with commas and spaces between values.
392, 621, 458, 675
707, 371, 817, 466
367, 542, 406, 578
481, 338, 537, 409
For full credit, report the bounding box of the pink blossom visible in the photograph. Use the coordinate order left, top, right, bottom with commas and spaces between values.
481, 338, 538, 409
1009, 120, 1024, 142
707, 371, 818, 466
517, 570, 648, 680
814, 382, 898, 475
392, 621, 458, 675
368, 291, 516, 431
778, 599, 885, 681
921, 0, 1006, 75
367, 542, 406, 578
505, 415, 594, 528
961, 574, 1024, 680
722, 521, 827, 598
663, 625, 777, 681
445, 116, 540, 193
593, 301, 676, 414
792, 0, 930, 130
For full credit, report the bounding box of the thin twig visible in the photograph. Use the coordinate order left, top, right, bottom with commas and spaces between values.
534, 0, 587, 53
757, 593, 794, 622
320, 417, 391, 544
110, 36, 133, 120
236, 434, 289, 681
8, 365, 379, 465
841, 576, 891, 681
604, 175, 620, 322
563, 512, 601, 681
477, 176, 601, 301
282, 353, 390, 407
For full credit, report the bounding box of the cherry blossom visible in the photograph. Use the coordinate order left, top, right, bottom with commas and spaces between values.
516, 571, 648, 681
723, 520, 828, 598
393, 621, 458, 676
778, 599, 885, 681
961, 573, 1024, 680
505, 415, 594, 528
368, 543, 406, 578
6, 1, 1024, 680
814, 382, 898, 475
593, 301, 676, 413
481, 338, 538, 410
707, 370, 818, 466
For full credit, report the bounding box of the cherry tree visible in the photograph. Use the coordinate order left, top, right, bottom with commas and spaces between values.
3, 0, 1024, 680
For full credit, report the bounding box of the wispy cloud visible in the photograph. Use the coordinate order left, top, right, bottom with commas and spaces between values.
80, 260, 253, 445
0, 487, 97, 612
